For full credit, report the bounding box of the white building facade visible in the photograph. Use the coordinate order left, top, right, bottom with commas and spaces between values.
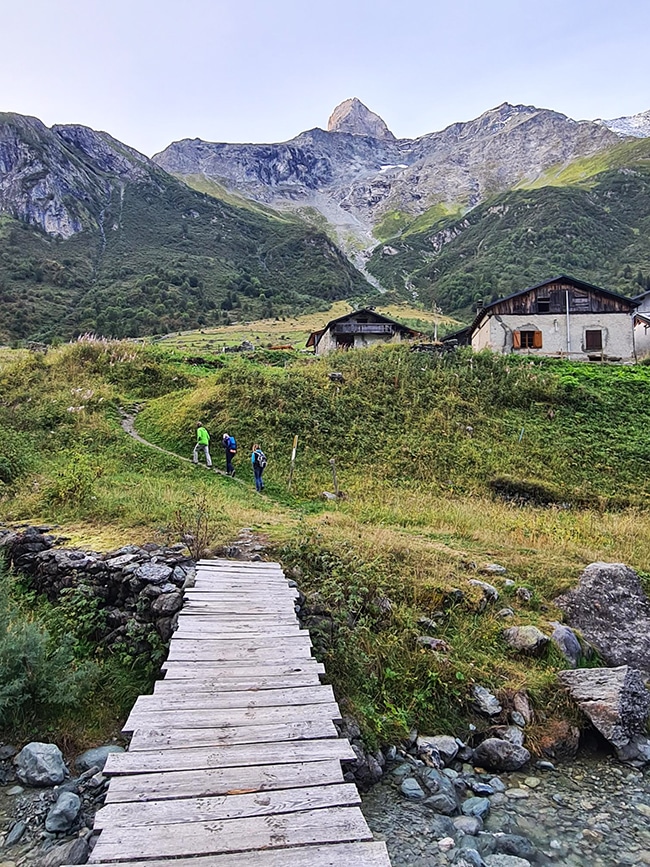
469, 276, 638, 362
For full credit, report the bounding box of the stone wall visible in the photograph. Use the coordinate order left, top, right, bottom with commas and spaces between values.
0, 526, 195, 648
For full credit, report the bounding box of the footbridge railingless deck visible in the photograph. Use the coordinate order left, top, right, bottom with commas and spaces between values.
86, 558, 392, 867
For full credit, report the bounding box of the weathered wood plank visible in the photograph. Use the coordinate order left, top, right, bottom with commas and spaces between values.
83, 841, 392, 867
103, 759, 345, 804
180, 603, 296, 615
168, 634, 312, 650
123, 701, 342, 733
165, 645, 315, 664
128, 719, 338, 750
89, 806, 373, 861
105, 739, 355, 775
172, 629, 304, 640
160, 661, 325, 678
153, 674, 322, 693
94, 782, 360, 829
134, 685, 335, 712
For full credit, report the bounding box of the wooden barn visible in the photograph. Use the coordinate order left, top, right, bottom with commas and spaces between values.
307, 308, 420, 355
466, 276, 638, 361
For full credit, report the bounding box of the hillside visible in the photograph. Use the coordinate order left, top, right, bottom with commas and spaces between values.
367, 158, 650, 315
0, 113, 373, 343
3, 341, 650, 743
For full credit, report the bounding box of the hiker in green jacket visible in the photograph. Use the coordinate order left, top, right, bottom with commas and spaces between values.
193, 422, 212, 468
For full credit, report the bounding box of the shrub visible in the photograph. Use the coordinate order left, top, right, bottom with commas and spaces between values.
44, 451, 102, 506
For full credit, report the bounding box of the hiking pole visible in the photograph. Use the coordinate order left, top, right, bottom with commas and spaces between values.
287, 435, 299, 492
329, 458, 339, 497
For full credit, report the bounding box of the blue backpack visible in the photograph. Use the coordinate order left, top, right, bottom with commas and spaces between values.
254, 449, 267, 469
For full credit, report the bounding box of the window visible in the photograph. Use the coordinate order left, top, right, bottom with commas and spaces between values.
513, 330, 542, 349
537, 298, 550, 313
585, 330, 603, 351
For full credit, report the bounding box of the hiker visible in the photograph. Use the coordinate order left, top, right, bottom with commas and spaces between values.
222, 432, 237, 476
193, 422, 212, 468
251, 443, 267, 492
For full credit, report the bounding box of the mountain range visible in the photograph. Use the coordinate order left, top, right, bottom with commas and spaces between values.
1, 99, 650, 340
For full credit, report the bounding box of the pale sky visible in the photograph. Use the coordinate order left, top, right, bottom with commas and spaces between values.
3, 0, 649, 156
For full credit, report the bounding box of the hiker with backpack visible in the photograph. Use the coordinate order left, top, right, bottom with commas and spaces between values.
251, 443, 267, 492
193, 422, 212, 468
222, 432, 237, 476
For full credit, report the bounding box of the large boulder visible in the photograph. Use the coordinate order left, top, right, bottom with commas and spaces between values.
76, 744, 124, 773
45, 791, 81, 832
473, 738, 530, 771
38, 837, 89, 867
14, 742, 66, 786
555, 562, 650, 674
558, 666, 650, 765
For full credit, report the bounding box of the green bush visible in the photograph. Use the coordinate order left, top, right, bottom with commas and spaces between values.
0, 425, 32, 485
44, 450, 102, 506
0, 569, 96, 731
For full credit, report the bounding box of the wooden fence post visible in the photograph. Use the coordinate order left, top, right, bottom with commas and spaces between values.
287, 435, 299, 491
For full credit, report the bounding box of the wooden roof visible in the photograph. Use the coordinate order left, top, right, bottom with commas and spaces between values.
471, 274, 638, 333
306, 307, 420, 348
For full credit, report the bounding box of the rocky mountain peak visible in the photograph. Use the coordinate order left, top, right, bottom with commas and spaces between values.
596, 108, 650, 138
327, 98, 395, 140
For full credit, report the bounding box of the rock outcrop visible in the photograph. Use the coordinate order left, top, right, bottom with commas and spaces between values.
558, 666, 650, 766
555, 562, 650, 674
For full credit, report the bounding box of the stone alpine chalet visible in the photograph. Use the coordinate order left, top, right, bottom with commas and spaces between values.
307, 308, 420, 355
454, 276, 639, 362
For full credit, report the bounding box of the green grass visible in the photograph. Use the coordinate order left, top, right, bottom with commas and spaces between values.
3, 341, 650, 746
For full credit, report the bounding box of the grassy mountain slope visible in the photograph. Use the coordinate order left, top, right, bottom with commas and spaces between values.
368, 164, 650, 316
0, 114, 374, 344
3, 341, 650, 743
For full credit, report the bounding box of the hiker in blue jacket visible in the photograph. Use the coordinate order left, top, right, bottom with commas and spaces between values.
222, 433, 237, 476
251, 443, 267, 492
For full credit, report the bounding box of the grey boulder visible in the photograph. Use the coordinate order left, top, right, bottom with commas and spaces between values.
45, 791, 81, 832
549, 621, 582, 667
502, 625, 549, 655
417, 734, 458, 765
462, 796, 490, 819
555, 561, 650, 674
485, 857, 531, 867
76, 744, 125, 773
400, 776, 425, 800
421, 767, 460, 815
39, 837, 90, 867
472, 685, 502, 716
473, 738, 530, 771
558, 666, 650, 765
15, 742, 67, 786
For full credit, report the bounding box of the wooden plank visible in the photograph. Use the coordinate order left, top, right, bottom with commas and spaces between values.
134, 685, 335, 711
180, 603, 296, 615
153, 673, 322, 692
165, 646, 315, 664
105, 739, 355, 775
128, 719, 338, 750
185, 588, 297, 598
89, 806, 373, 861
172, 628, 304, 640
168, 634, 312, 650
83, 841, 392, 867
160, 661, 325, 678
94, 782, 360, 829
103, 759, 345, 804
123, 701, 342, 733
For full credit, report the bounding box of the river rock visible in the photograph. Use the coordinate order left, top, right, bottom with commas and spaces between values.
472, 685, 502, 716
454, 815, 483, 835
417, 735, 458, 765
549, 621, 582, 666
400, 777, 425, 800
502, 625, 549, 655
489, 725, 525, 747
14, 742, 66, 786
462, 796, 490, 819
45, 791, 81, 832
76, 744, 124, 773
39, 837, 89, 867
453, 851, 487, 867
512, 692, 533, 723
555, 562, 650, 674
473, 738, 530, 771
485, 857, 531, 867
5, 820, 26, 846
421, 767, 460, 815
558, 666, 650, 762
493, 834, 537, 859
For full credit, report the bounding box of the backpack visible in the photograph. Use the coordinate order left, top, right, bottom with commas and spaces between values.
254, 449, 267, 469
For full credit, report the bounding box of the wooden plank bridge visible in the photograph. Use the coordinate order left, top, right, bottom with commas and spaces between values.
88, 558, 391, 866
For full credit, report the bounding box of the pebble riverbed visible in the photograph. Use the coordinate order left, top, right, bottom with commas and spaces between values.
362, 750, 650, 866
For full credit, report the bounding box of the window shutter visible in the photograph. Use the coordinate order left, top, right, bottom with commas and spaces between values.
533, 330, 543, 348
513, 330, 521, 349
